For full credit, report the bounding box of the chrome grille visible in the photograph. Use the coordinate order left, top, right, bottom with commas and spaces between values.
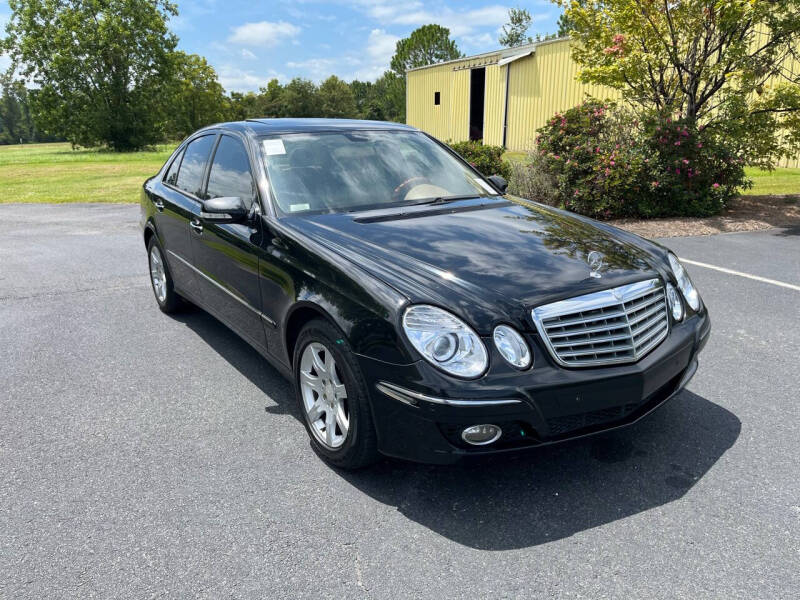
532, 278, 669, 367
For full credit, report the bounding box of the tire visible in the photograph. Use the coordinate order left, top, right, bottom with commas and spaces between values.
293, 318, 379, 469
147, 237, 182, 314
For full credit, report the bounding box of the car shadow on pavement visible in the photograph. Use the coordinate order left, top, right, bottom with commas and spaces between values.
338, 391, 740, 550
172, 306, 740, 551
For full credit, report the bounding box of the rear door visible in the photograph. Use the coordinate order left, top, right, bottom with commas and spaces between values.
156, 133, 217, 299
190, 133, 267, 351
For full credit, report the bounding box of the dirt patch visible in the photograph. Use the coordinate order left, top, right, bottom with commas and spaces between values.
610, 195, 800, 238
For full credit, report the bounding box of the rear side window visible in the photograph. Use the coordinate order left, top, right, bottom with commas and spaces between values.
206, 135, 257, 208
175, 135, 216, 197
164, 148, 184, 186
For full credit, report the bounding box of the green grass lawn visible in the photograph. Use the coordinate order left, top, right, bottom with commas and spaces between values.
502, 151, 800, 196
0, 142, 175, 204
742, 167, 800, 196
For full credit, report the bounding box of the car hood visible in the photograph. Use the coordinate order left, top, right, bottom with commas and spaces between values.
287, 197, 666, 332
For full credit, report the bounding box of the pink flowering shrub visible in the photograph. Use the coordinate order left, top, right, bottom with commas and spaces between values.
521, 100, 749, 218
640, 115, 749, 216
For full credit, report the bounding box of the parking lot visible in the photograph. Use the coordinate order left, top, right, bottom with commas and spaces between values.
1, 204, 798, 599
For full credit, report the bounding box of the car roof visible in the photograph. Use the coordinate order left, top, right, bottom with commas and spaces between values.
205, 118, 416, 137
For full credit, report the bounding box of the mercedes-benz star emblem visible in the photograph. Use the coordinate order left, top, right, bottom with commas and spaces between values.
587, 251, 605, 279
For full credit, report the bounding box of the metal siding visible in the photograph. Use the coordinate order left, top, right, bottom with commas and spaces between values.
483, 64, 505, 146
450, 69, 471, 142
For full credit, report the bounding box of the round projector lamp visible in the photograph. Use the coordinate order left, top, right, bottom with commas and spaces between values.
461, 424, 502, 446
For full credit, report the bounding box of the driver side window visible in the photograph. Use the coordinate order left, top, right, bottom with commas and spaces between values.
206, 135, 257, 208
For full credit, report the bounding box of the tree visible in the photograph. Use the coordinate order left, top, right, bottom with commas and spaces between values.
499, 8, 534, 47
166, 52, 228, 139
318, 75, 357, 118
390, 25, 462, 76
1, 0, 178, 150
227, 91, 262, 121
367, 71, 406, 122
259, 79, 284, 118
0, 78, 35, 144
556, 1, 584, 37
558, 0, 800, 168
278, 78, 320, 117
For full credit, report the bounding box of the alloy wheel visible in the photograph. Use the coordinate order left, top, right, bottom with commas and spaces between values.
299, 342, 350, 449
149, 246, 168, 303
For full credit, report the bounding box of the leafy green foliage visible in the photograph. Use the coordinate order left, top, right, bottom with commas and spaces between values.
390, 24, 462, 76
224, 72, 405, 124
449, 140, 511, 180
165, 52, 228, 140
318, 76, 357, 119
2, 0, 178, 150
0, 78, 44, 144
499, 8, 534, 47
528, 100, 749, 218
556, 0, 800, 169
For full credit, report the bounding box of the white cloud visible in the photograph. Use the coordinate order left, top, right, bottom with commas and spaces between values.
240, 48, 257, 60
228, 21, 301, 48
217, 64, 287, 92
365, 28, 398, 62
390, 5, 509, 37
347, 2, 510, 37
284, 28, 398, 82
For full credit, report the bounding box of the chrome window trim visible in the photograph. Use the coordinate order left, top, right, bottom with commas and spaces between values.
376, 381, 522, 407
531, 278, 669, 368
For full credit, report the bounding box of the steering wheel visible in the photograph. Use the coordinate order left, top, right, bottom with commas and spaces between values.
392, 177, 432, 202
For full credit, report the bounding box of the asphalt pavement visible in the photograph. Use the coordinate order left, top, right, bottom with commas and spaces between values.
1, 204, 798, 599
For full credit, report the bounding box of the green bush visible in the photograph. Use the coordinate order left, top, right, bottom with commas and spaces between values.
449, 140, 511, 180
526, 100, 749, 219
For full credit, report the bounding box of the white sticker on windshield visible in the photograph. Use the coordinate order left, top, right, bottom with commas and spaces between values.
289, 203, 310, 212
474, 177, 497, 194
262, 139, 286, 155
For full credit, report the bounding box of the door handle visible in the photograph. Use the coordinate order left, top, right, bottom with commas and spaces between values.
154, 199, 164, 212
189, 219, 204, 234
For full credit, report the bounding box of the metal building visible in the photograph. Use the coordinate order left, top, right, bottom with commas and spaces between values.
406, 36, 800, 167
406, 37, 618, 152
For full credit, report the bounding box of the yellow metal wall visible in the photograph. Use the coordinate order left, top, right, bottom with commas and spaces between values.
505, 41, 621, 151
483, 64, 506, 146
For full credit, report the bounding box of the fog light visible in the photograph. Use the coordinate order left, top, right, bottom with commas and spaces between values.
461, 424, 502, 445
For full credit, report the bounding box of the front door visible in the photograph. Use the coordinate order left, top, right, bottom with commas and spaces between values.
190, 134, 267, 352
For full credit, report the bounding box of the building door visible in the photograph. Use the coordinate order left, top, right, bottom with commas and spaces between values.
469, 67, 486, 141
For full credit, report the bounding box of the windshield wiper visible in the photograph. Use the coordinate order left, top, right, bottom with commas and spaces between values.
422, 194, 486, 205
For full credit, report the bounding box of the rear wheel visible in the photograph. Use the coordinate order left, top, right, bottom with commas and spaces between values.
147, 237, 181, 314
294, 319, 379, 469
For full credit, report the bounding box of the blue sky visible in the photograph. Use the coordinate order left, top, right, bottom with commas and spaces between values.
0, 1, 561, 92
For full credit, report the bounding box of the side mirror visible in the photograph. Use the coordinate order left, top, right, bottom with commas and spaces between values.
200, 196, 248, 223
487, 175, 508, 193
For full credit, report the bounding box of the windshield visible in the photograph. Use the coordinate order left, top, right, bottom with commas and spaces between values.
259, 130, 499, 214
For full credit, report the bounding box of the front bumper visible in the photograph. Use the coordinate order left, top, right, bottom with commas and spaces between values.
357, 311, 710, 464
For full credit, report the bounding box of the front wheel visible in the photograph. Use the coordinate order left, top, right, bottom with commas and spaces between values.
293, 319, 379, 469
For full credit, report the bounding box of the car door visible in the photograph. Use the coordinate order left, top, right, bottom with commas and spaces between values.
190, 133, 267, 351
156, 134, 218, 300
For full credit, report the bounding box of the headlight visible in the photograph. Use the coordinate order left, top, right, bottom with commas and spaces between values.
493, 325, 532, 369
668, 253, 701, 311
402, 305, 488, 378
665, 283, 684, 321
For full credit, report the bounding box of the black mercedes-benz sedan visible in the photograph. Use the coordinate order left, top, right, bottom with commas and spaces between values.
140, 118, 710, 468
